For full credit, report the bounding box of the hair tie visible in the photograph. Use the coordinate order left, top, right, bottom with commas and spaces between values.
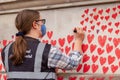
16, 32, 24, 36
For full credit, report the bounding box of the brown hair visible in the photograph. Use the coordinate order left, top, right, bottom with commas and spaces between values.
10, 9, 40, 65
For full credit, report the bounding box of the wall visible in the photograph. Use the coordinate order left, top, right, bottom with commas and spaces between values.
0, 1, 120, 80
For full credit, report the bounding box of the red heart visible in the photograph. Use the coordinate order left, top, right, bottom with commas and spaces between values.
82, 54, 90, 63
3, 75, 7, 80
84, 9, 89, 14
111, 65, 118, 73
76, 64, 82, 72
112, 7, 116, 11
58, 38, 65, 47
83, 26, 87, 31
96, 22, 100, 26
109, 76, 113, 80
115, 48, 120, 59
82, 44, 88, 53
108, 55, 115, 65
2, 40, 7, 47
106, 8, 110, 13
47, 31, 53, 39
42, 40, 48, 43
92, 64, 98, 73
92, 55, 98, 63
0, 64, 2, 71
65, 46, 71, 54
108, 37, 112, 41
115, 30, 119, 35
87, 34, 94, 44
113, 38, 119, 47
81, 14, 85, 18
79, 77, 85, 80
96, 77, 104, 80
83, 64, 90, 73
90, 20, 93, 24
88, 30, 91, 33
67, 35, 74, 44
108, 28, 113, 33
80, 20, 84, 25
98, 9, 103, 15
97, 48, 104, 55
105, 16, 110, 21
114, 22, 120, 28
85, 17, 89, 22
90, 44, 96, 53
91, 25, 95, 30
93, 8, 97, 12
101, 25, 107, 31
89, 77, 95, 80
108, 22, 112, 26
100, 57, 106, 65
112, 13, 117, 19
98, 35, 107, 47
90, 13, 93, 17
118, 5, 120, 9
57, 76, 64, 80
51, 40, 56, 46
69, 76, 77, 80
102, 66, 109, 74
106, 43, 113, 53
100, 16, 104, 20
93, 15, 99, 21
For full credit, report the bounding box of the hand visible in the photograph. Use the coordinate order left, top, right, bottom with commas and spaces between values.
73, 27, 85, 42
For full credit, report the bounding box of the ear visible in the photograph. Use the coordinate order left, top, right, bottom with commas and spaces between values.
32, 21, 38, 29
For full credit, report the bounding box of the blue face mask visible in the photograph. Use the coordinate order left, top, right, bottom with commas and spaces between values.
41, 24, 46, 36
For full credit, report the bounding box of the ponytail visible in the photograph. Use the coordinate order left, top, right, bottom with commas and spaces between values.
10, 36, 27, 65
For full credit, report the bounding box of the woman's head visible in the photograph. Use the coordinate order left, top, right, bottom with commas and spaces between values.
15, 9, 40, 35
11, 9, 45, 65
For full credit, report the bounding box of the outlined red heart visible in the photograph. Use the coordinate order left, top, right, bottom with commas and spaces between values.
83, 64, 90, 73
57, 76, 64, 80
69, 76, 77, 80
115, 48, 120, 59
105, 16, 110, 21
93, 15, 99, 21
87, 34, 94, 44
108, 22, 112, 26
100, 57, 106, 65
101, 25, 107, 31
88, 77, 95, 80
98, 35, 107, 47
111, 65, 118, 73
85, 17, 89, 22
97, 48, 104, 55
47, 31, 53, 39
90, 44, 97, 53
92, 55, 98, 63
2, 40, 7, 47
82, 44, 88, 53
82, 54, 90, 63
114, 22, 120, 28
108, 55, 115, 65
98, 9, 103, 15
112, 13, 117, 19
106, 43, 113, 53
80, 20, 84, 25
51, 40, 57, 46
106, 8, 110, 13
76, 64, 82, 72
93, 8, 97, 12
115, 30, 119, 35
58, 38, 65, 47
102, 66, 109, 74
79, 77, 85, 80
113, 38, 119, 47
92, 64, 98, 73
108, 28, 113, 33
65, 46, 71, 54
81, 14, 85, 18
84, 9, 89, 14
67, 35, 74, 44
91, 25, 95, 30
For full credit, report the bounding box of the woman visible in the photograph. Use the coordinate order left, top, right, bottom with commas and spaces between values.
1, 9, 84, 80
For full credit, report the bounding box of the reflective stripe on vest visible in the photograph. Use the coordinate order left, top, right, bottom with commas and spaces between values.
4, 42, 56, 79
